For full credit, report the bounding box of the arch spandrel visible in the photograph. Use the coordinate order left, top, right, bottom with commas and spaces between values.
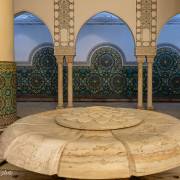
14, 11, 54, 42
157, 0, 180, 38
74, 0, 136, 43
74, 11, 136, 46
14, 0, 54, 39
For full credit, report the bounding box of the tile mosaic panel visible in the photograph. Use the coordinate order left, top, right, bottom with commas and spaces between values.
16, 44, 180, 100
0, 62, 16, 128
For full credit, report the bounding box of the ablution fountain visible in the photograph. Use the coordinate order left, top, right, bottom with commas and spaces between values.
1, 106, 180, 179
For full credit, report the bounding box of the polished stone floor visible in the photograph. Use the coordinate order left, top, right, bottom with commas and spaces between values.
0, 102, 180, 180
17, 102, 180, 119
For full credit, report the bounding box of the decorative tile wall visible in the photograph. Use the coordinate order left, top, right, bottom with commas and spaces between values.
0, 62, 16, 128
16, 44, 180, 101
153, 45, 180, 99
17, 46, 58, 98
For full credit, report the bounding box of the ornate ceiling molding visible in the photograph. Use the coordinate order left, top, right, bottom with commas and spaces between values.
54, 0, 75, 55
136, 0, 157, 49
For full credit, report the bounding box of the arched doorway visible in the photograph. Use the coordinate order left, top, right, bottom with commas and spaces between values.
14, 12, 57, 101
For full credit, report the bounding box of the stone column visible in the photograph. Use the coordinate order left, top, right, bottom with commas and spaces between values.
137, 56, 145, 109
56, 56, 64, 108
0, 0, 16, 129
66, 56, 74, 108
147, 56, 154, 110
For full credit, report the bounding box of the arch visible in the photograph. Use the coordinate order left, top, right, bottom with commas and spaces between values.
75, 11, 136, 64
14, 12, 53, 65
14, 0, 54, 37
14, 11, 54, 39
74, 0, 137, 40
157, 14, 180, 50
157, 13, 180, 39
75, 11, 136, 45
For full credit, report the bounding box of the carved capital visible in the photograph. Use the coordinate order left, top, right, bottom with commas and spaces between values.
56, 55, 64, 64
136, 46, 157, 56
146, 56, 155, 64
54, 47, 76, 56
136, 56, 145, 64
66, 55, 74, 64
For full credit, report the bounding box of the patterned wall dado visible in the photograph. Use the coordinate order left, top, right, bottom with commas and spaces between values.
136, 0, 157, 47
16, 44, 180, 101
0, 62, 17, 128
17, 46, 58, 98
54, 0, 75, 55
153, 45, 180, 98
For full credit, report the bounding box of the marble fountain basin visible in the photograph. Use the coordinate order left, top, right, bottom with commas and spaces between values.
1, 106, 180, 179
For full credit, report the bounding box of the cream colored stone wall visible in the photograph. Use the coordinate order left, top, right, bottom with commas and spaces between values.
13, 0, 179, 49
157, 0, 180, 38
14, 0, 54, 38
74, 0, 136, 42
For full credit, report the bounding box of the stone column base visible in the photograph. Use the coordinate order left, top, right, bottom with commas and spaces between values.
0, 62, 17, 129
137, 106, 144, 110
147, 107, 154, 111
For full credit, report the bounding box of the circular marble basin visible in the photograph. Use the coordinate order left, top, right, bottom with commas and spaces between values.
1, 107, 180, 179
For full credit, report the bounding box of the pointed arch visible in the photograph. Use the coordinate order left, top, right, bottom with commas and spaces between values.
75, 11, 136, 46
14, 11, 54, 39
14, 11, 53, 65
74, 11, 136, 64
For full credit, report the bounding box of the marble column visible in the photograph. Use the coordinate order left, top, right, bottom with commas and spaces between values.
137, 56, 145, 109
56, 56, 64, 108
0, 0, 16, 129
66, 56, 74, 108
147, 56, 154, 110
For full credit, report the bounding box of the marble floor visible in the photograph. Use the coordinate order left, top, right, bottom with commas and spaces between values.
0, 102, 180, 180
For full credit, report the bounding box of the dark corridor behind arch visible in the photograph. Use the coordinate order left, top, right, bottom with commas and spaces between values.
16, 44, 180, 101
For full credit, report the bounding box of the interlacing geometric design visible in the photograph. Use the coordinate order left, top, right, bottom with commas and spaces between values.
0, 62, 16, 128
153, 45, 180, 98
17, 44, 58, 98
16, 44, 180, 100
136, 0, 157, 47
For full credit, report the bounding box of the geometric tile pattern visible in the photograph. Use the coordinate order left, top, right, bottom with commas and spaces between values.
16, 44, 180, 101
153, 45, 180, 99
17, 45, 58, 98
0, 62, 17, 128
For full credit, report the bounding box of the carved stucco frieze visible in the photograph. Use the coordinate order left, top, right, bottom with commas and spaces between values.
136, 0, 157, 48
136, 46, 157, 56
54, 0, 75, 55
54, 0, 157, 56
